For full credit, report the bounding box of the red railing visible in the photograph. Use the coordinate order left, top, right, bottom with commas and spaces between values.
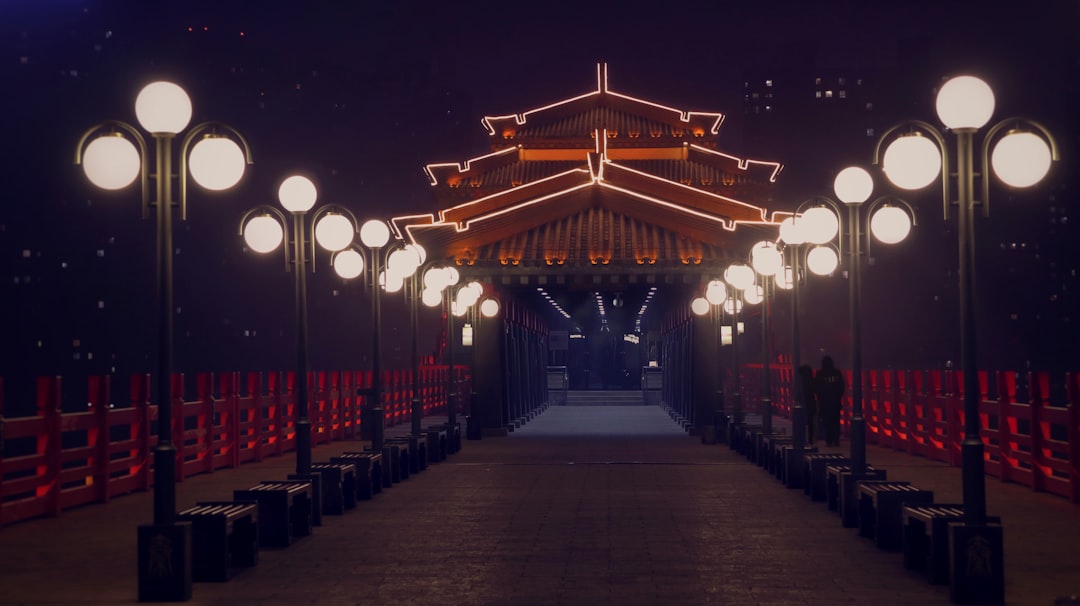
743, 365, 1080, 503
0, 365, 471, 527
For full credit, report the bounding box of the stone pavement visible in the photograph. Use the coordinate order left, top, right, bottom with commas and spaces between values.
0, 406, 1078, 605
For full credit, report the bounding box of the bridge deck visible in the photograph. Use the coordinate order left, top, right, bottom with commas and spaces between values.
0, 405, 1077, 605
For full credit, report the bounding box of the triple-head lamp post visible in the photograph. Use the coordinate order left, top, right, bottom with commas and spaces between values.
332, 221, 421, 451
77, 81, 251, 602
239, 175, 358, 476
788, 168, 915, 475
874, 74, 1057, 604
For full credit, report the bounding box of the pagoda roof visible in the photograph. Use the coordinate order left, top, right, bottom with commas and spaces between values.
393, 64, 785, 270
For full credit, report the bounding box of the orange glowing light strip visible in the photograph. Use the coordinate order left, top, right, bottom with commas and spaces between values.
608, 158, 771, 219
480, 63, 725, 137
688, 143, 783, 182
434, 167, 592, 225
422, 145, 520, 186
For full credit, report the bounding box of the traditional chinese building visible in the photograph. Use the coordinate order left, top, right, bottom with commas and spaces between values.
393, 64, 788, 430
394, 63, 785, 284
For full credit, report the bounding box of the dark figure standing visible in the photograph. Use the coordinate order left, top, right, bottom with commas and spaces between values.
798, 365, 818, 444
815, 356, 845, 447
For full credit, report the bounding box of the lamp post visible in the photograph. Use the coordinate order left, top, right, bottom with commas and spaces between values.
723, 263, 754, 434
331, 219, 409, 451
76, 81, 251, 601
749, 241, 784, 438
875, 75, 1057, 603
239, 175, 357, 475
777, 215, 836, 477
794, 169, 915, 473
376, 244, 426, 436
418, 265, 461, 425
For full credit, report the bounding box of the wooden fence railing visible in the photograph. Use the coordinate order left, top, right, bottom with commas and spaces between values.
741, 366, 1080, 503
0, 365, 470, 527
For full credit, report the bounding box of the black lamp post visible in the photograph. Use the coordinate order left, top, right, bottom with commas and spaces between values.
239, 175, 358, 475
875, 75, 1057, 603
77, 80, 251, 602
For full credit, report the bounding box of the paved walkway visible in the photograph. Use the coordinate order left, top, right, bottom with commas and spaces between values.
0, 406, 1078, 605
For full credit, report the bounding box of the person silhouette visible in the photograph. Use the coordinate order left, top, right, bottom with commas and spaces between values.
815, 356, 845, 447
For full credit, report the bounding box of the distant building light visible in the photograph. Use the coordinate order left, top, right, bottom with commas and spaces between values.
825, 90, 834, 98
73, 339, 80, 348
98, 301, 105, 309
22, 249, 30, 258
866, 128, 875, 137
838, 77, 847, 86
815, 91, 822, 99
765, 79, 773, 87
61, 262, 68, 269
97, 249, 105, 257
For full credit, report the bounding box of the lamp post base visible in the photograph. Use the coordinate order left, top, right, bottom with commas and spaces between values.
137, 523, 192, 602
949, 521, 1005, 605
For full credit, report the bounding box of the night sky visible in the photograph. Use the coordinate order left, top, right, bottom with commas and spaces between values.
2, 0, 1077, 411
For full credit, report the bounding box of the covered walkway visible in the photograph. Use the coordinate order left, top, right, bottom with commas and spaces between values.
1, 405, 1078, 605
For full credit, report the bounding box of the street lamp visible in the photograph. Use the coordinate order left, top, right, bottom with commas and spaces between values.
330, 219, 405, 451
239, 175, 357, 476
419, 265, 461, 425
749, 240, 783, 438
76, 80, 251, 601
793, 167, 915, 477
722, 263, 754, 432
777, 215, 839, 478
390, 245, 428, 437
875, 75, 1057, 603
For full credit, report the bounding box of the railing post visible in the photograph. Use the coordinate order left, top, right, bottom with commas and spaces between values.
1029, 371, 1047, 493
172, 373, 185, 482
131, 374, 151, 492
197, 373, 214, 474
37, 376, 62, 518
249, 372, 264, 462
220, 372, 240, 469
997, 371, 1015, 485
946, 369, 962, 466
1067, 372, 1080, 503
89, 374, 111, 503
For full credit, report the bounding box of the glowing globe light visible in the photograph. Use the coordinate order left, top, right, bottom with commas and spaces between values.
936, 75, 995, 130
991, 131, 1053, 188
421, 287, 443, 307
242, 215, 284, 253
704, 280, 727, 305
359, 219, 390, 248
383, 270, 404, 293
723, 263, 755, 290
332, 249, 364, 280
882, 134, 942, 191
480, 298, 500, 318
743, 285, 764, 305
801, 207, 840, 244
451, 301, 467, 317
135, 81, 192, 134
456, 285, 479, 309
443, 266, 460, 287
314, 214, 355, 252
407, 243, 427, 265
870, 206, 912, 244
82, 135, 140, 190
750, 241, 783, 276
690, 297, 709, 316
779, 217, 806, 245
423, 266, 448, 290
188, 136, 246, 191
387, 248, 420, 278
833, 166, 874, 205
806, 246, 839, 276
278, 175, 317, 213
